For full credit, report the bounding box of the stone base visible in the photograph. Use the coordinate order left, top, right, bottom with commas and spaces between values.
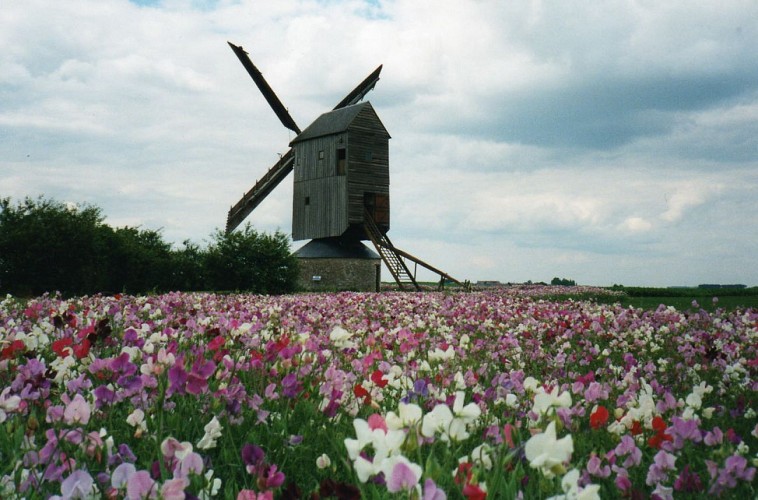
294, 238, 381, 292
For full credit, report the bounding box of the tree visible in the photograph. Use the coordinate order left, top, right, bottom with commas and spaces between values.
0, 197, 109, 296
204, 224, 299, 294
551, 277, 577, 286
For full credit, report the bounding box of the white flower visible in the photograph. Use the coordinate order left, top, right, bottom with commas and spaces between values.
316, 453, 331, 469
525, 421, 573, 478
532, 387, 572, 417
460, 443, 494, 470
428, 346, 455, 362
386, 403, 423, 430
0, 387, 21, 424
329, 326, 356, 349
547, 469, 601, 500
421, 392, 481, 442
344, 418, 406, 481
523, 377, 541, 392
197, 416, 223, 450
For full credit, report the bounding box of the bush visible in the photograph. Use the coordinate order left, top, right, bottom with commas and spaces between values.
204, 224, 299, 294
0, 197, 109, 296
0, 197, 299, 296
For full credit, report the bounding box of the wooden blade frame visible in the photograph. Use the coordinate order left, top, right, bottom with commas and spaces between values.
226, 42, 383, 232
228, 42, 301, 134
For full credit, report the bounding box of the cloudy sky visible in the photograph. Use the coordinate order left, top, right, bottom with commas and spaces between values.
2, 0, 756, 287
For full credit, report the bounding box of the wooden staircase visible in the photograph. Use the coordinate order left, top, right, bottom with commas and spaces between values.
364, 209, 465, 291
226, 149, 294, 233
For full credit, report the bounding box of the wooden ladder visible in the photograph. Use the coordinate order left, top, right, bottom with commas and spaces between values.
364, 209, 420, 290
364, 209, 467, 291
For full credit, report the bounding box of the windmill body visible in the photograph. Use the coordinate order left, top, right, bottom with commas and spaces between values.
290, 102, 390, 242
226, 42, 463, 291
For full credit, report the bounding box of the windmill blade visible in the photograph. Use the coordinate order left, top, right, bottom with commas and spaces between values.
226, 149, 295, 233
333, 64, 383, 110
228, 42, 301, 134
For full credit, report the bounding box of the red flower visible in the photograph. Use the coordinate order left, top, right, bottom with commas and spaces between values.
1, 340, 25, 360
630, 420, 643, 436
648, 416, 672, 449
72, 338, 90, 359
651, 416, 667, 432
462, 483, 487, 500
353, 384, 371, 404
590, 405, 609, 430
208, 336, 225, 352
370, 369, 388, 388
52, 338, 74, 357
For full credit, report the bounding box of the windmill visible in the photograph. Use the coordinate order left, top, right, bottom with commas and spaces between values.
225, 42, 462, 291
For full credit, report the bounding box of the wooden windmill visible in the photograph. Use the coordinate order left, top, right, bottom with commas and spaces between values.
225, 42, 462, 291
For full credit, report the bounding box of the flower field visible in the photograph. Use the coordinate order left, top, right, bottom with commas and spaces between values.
0, 288, 755, 499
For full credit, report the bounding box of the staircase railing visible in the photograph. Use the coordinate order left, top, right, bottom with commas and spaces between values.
364, 209, 466, 291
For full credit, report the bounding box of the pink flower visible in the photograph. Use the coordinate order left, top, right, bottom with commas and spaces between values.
367, 413, 388, 433
237, 490, 273, 500
423, 478, 447, 500
63, 394, 90, 425
161, 477, 190, 500
126, 470, 157, 499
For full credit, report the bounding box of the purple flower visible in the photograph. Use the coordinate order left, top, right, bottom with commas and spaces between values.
55, 470, 96, 499
93, 385, 116, 409
587, 454, 610, 478
704, 427, 723, 446
241, 443, 265, 469
281, 372, 301, 398
167, 363, 188, 396
646, 451, 676, 486
667, 417, 702, 450
614, 435, 642, 468
423, 478, 447, 500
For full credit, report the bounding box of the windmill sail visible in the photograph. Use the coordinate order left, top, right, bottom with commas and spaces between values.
228, 42, 301, 134
226, 42, 383, 233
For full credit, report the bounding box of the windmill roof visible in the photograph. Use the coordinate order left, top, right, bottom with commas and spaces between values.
289, 102, 388, 145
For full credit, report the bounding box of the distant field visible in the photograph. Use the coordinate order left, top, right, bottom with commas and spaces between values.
593, 286, 758, 311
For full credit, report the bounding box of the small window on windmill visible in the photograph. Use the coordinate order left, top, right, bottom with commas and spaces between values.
364, 150, 373, 161
336, 148, 346, 175
304, 196, 310, 206
318, 149, 325, 168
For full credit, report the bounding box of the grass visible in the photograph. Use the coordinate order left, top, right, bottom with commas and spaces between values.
600, 286, 758, 312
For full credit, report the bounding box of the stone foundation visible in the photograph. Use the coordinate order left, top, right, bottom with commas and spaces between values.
294, 238, 381, 292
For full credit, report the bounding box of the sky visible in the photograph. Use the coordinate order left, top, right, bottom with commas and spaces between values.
1, 0, 757, 287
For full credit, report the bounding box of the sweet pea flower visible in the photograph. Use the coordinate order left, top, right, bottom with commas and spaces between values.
423, 478, 447, 500
329, 326, 356, 349
381, 455, 423, 493
546, 469, 600, 500
0, 387, 21, 423
316, 453, 331, 469
197, 415, 223, 450
525, 421, 574, 478
386, 402, 423, 430
532, 387, 572, 418
51, 470, 98, 500
421, 392, 481, 442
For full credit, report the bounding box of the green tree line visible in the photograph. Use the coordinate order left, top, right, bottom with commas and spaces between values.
0, 197, 299, 296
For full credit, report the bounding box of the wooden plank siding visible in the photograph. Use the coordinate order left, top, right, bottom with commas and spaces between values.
290, 103, 390, 241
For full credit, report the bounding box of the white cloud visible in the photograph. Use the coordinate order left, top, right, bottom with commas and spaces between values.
0, 0, 756, 287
